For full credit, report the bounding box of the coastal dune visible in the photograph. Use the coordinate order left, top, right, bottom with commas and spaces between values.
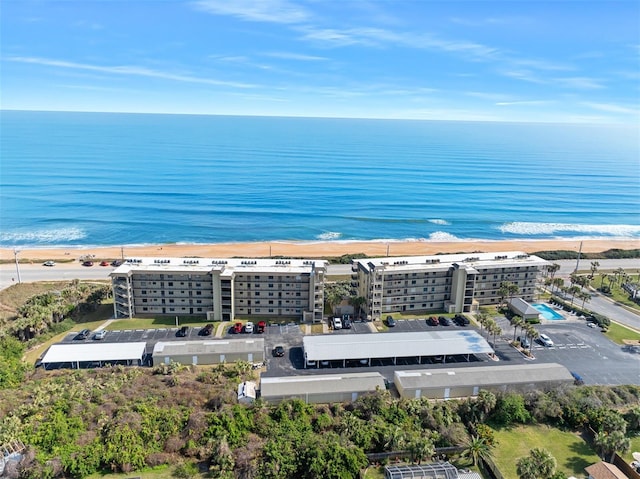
1, 239, 637, 263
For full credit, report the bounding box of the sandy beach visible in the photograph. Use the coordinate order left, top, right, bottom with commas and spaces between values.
1, 238, 637, 263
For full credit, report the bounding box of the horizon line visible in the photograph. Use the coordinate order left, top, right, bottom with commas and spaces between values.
1, 108, 633, 127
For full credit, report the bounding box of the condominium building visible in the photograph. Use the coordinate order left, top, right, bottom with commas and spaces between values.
352, 251, 548, 318
110, 258, 327, 322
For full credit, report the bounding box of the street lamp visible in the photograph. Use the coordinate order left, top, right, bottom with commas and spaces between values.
13, 249, 22, 284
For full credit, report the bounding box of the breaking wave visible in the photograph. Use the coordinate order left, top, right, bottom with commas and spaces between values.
499, 222, 640, 237
316, 231, 342, 240
428, 219, 451, 225
0, 227, 87, 244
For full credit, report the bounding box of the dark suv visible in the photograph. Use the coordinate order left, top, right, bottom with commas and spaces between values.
200, 323, 214, 336
272, 346, 285, 357
76, 328, 91, 340
177, 326, 189, 337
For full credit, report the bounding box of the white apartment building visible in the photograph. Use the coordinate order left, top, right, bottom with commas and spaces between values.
110, 258, 327, 322
352, 251, 548, 318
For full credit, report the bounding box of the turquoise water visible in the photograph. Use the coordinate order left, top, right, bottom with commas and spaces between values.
1, 111, 638, 247
532, 303, 565, 320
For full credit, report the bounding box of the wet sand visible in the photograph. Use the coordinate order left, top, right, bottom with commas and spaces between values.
2, 238, 637, 263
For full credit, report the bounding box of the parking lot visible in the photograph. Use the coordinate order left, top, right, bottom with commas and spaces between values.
57, 316, 640, 386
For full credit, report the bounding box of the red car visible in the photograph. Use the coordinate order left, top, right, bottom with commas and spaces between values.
99, 261, 110, 266
233, 322, 243, 334
257, 321, 266, 333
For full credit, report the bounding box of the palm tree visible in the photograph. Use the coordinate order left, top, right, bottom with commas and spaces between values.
568, 285, 581, 306
578, 291, 591, 309
552, 277, 564, 294
590, 261, 600, 280
476, 390, 497, 422
517, 448, 557, 479
594, 430, 631, 463
407, 435, 434, 465
547, 263, 560, 281
510, 315, 524, 342
349, 296, 366, 319
462, 435, 494, 467
490, 322, 502, 349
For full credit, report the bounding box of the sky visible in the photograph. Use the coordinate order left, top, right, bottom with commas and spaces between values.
2, 0, 639, 123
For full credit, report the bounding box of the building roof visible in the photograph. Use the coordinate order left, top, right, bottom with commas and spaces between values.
384, 462, 459, 479
394, 363, 574, 390
41, 342, 147, 364
303, 330, 493, 362
508, 297, 541, 317
260, 372, 385, 397
585, 461, 629, 479
111, 257, 327, 276
152, 338, 264, 356
355, 251, 547, 273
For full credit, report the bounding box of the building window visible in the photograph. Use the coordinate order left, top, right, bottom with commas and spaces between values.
168, 282, 173, 286
142, 299, 147, 303
196, 291, 201, 295
143, 307, 148, 311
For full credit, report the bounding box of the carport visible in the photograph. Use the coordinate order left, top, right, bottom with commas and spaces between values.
260, 372, 386, 404
302, 331, 493, 368
40, 342, 147, 370
394, 362, 575, 400
152, 338, 265, 365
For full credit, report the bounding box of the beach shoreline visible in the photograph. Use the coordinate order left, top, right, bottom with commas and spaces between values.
1, 238, 637, 263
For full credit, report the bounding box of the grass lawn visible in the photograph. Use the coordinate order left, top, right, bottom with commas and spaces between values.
106, 316, 213, 330
492, 424, 600, 479
604, 321, 640, 344
623, 435, 640, 462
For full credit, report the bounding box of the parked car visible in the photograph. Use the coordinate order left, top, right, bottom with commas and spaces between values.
257, 321, 266, 333
587, 322, 597, 328
76, 329, 91, 340
332, 317, 342, 330
176, 326, 189, 337
386, 316, 396, 327
99, 261, 110, 266
517, 336, 530, 349
43, 260, 56, 267
200, 323, 214, 336
111, 260, 123, 267
94, 330, 107, 340
272, 345, 285, 357
82, 261, 94, 267
244, 321, 254, 334
454, 314, 470, 326
538, 333, 554, 347
439, 316, 452, 326
343, 317, 351, 329
233, 322, 243, 334
428, 316, 439, 326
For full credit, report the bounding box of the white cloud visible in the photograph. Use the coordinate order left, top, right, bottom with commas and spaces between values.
581, 102, 639, 115
555, 76, 605, 90
8, 56, 257, 89
496, 100, 553, 107
192, 0, 310, 24
264, 51, 328, 61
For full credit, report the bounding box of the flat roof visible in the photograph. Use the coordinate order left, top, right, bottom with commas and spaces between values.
152, 338, 264, 356
260, 372, 385, 397
394, 363, 574, 389
111, 257, 327, 275
41, 342, 147, 364
303, 330, 493, 362
356, 251, 547, 272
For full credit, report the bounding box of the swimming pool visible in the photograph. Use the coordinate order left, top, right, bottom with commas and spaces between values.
532, 303, 565, 320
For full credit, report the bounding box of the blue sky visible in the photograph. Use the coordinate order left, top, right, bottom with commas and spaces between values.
2, 0, 639, 123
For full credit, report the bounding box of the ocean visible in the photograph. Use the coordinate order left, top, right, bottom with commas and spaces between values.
1, 110, 638, 248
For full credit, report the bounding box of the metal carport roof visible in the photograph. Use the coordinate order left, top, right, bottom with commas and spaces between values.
41, 342, 147, 365
303, 330, 492, 362
260, 372, 385, 397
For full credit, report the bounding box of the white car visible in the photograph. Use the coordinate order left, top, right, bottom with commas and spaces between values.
43, 260, 56, 267
94, 330, 107, 340
538, 333, 554, 347
333, 317, 342, 330
244, 321, 254, 333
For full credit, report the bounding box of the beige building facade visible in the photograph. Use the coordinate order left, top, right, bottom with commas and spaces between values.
352, 251, 548, 318
111, 257, 326, 322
